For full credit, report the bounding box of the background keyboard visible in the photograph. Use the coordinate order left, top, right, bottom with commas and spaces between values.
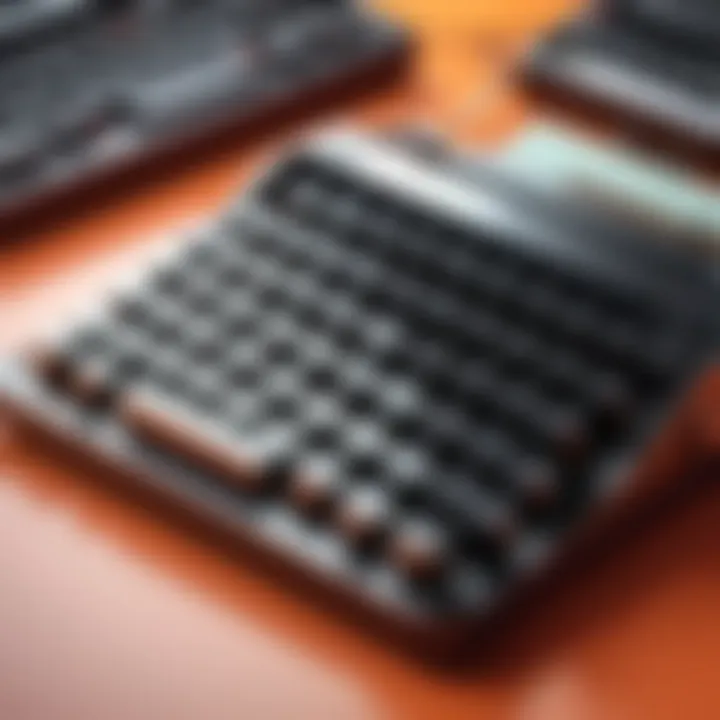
3, 132, 718, 658
520, 0, 720, 157
609, 0, 720, 49
0, 1, 409, 219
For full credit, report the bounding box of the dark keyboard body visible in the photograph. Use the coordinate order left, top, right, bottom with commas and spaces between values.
521, 0, 720, 156
4, 133, 719, 657
0, 1, 409, 218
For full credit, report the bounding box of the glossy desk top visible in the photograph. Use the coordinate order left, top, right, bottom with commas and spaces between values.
1, 2, 719, 718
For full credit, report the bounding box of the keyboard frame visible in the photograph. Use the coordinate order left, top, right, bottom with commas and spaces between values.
3, 133, 719, 660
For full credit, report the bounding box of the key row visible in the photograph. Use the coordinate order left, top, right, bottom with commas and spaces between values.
122, 387, 491, 584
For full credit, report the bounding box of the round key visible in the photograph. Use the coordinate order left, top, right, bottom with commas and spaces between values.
335, 487, 391, 549
185, 325, 223, 364
113, 297, 149, 329
514, 457, 560, 513
288, 463, 340, 518
547, 351, 634, 429
113, 348, 149, 384
506, 386, 589, 460
549, 405, 589, 459
284, 180, 325, 223
68, 359, 115, 406
502, 327, 540, 374
390, 519, 450, 583
591, 371, 635, 427
430, 473, 517, 561
27, 343, 69, 385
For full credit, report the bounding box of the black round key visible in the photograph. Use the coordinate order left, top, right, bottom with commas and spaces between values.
226, 361, 261, 389
457, 361, 501, 420
501, 327, 541, 374
216, 261, 252, 288
146, 304, 183, 343
345, 386, 377, 416
504, 385, 589, 460
66, 327, 109, 359
542, 351, 635, 428
375, 344, 414, 375
184, 323, 224, 364
588, 370, 635, 427
114, 297, 149, 329
284, 180, 326, 224
223, 310, 259, 338
512, 457, 561, 513
264, 392, 300, 422
113, 350, 149, 384
152, 266, 188, 298
294, 300, 327, 332
186, 370, 225, 412
430, 476, 517, 561
302, 423, 340, 451
185, 284, 221, 316
305, 363, 337, 391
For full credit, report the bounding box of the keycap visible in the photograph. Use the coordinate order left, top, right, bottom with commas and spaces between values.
289, 461, 341, 518
121, 389, 269, 494
335, 486, 391, 548
390, 519, 450, 583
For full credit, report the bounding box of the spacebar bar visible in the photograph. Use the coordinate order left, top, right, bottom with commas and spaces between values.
121, 389, 266, 492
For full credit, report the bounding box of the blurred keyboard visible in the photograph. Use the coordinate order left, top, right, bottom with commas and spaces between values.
4, 132, 718, 657
521, 0, 720, 155
613, 0, 720, 48
0, 0, 409, 217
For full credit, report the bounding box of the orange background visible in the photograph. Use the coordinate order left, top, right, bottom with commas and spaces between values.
1, 2, 719, 718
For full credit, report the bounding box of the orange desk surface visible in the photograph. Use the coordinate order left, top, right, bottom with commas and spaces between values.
1, 2, 719, 719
